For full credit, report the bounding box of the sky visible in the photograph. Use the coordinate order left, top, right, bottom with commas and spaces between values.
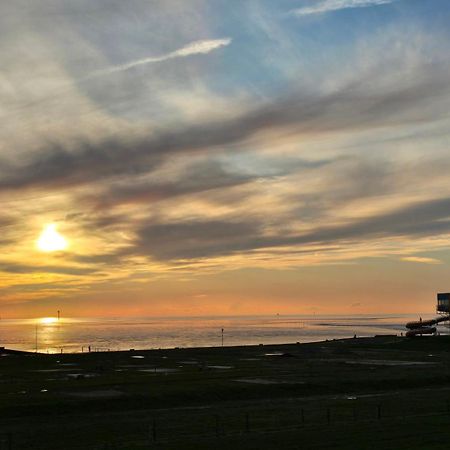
1, 0, 450, 318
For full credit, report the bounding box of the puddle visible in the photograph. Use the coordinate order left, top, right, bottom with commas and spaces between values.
333, 393, 392, 400
207, 365, 234, 370
138, 368, 178, 373
234, 378, 304, 385
264, 353, 295, 357
235, 378, 278, 385
344, 360, 436, 366
118, 365, 154, 369
66, 373, 97, 379
66, 390, 123, 398
131, 356, 145, 359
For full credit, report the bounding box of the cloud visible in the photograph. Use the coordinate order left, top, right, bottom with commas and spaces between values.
0, 262, 97, 276
134, 219, 262, 261
291, 0, 396, 17
83, 156, 334, 209
0, 59, 447, 193
283, 196, 450, 249
88, 38, 232, 77
84, 159, 255, 209
129, 196, 450, 262
401, 256, 442, 265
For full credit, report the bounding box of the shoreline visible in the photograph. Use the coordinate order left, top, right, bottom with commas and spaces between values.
1, 334, 404, 356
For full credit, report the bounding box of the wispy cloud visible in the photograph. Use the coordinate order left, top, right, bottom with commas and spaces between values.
291, 0, 395, 17
129, 196, 450, 261
90, 38, 232, 77
2, 59, 447, 192
401, 256, 442, 265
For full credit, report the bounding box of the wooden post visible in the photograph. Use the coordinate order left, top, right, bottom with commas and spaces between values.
215, 414, 220, 437
353, 406, 357, 421
7, 432, 12, 450
152, 419, 157, 442
377, 404, 381, 420
326, 408, 330, 424
245, 413, 250, 433
301, 408, 305, 425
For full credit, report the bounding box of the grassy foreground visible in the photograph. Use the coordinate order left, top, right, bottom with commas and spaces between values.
2, 335, 450, 449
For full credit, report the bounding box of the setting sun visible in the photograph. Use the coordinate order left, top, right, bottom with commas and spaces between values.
37, 224, 68, 252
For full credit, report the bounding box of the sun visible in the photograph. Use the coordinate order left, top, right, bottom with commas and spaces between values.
37, 224, 68, 252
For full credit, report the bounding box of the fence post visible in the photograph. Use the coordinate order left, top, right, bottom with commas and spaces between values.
326, 408, 331, 425
353, 406, 357, 422
152, 419, 157, 442
215, 414, 220, 437
7, 432, 12, 450
301, 408, 305, 426
245, 413, 250, 433
377, 405, 382, 420
447, 400, 450, 414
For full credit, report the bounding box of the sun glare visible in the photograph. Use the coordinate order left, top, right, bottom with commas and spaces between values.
37, 224, 68, 252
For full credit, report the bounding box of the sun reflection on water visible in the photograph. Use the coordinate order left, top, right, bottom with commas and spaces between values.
39, 317, 59, 325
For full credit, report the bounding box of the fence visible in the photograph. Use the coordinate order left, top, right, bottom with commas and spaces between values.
141, 401, 450, 445
3, 398, 450, 449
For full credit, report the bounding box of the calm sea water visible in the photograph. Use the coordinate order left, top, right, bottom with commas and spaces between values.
0, 314, 446, 353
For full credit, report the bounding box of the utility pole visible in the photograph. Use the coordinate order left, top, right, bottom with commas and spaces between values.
57, 310, 60, 321
221, 328, 224, 347
35, 323, 38, 353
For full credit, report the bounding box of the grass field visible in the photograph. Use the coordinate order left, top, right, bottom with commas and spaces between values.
2, 335, 450, 449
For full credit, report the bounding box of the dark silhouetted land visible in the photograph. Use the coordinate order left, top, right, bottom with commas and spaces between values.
2, 336, 450, 449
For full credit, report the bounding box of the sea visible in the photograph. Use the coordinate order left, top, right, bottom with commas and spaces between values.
0, 314, 447, 354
